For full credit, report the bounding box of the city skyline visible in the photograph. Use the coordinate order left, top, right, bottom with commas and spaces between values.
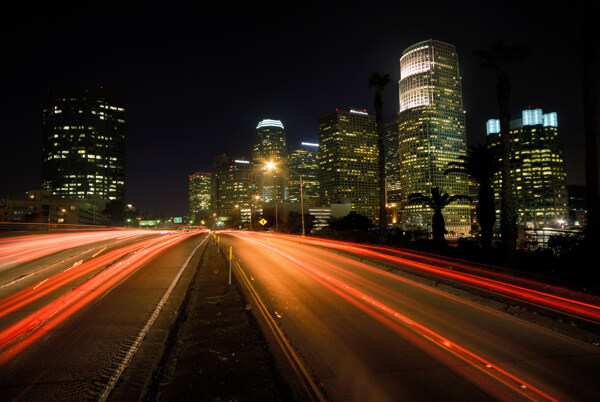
0, 1, 594, 216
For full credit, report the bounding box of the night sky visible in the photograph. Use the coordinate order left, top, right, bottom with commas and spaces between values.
0, 1, 595, 217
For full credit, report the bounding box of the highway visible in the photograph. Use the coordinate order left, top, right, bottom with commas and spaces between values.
0, 230, 207, 400
220, 231, 600, 401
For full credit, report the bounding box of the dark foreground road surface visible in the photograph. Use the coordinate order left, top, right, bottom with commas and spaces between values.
112, 233, 293, 401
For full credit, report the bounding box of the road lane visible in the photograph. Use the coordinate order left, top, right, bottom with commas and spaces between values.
221, 231, 600, 401
0, 231, 207, 400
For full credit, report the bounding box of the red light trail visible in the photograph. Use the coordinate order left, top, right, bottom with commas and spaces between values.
0, 231, 194, 365
247, 232, 600, 324
225, 232, 591, 401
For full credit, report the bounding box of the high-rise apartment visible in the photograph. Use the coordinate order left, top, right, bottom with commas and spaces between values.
486, 109, 567, 229
188, 172, 212, 216
288, 142, 320, 206
42, 88, 125, 201
397, 39, 470, 235
318, 108, 379, 223
253, 119, 287, 204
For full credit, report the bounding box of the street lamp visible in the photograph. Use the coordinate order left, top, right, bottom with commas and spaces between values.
266, 162, 305, 236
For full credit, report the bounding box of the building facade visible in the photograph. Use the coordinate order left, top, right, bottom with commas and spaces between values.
212, 155, 255, 226
253, 119, 287, 204
288, 141, 320, 206
1, 190, 106, 226
486, 109, 568, 229
318, 108, 379, 223
188, 172, 212, 217
384, 120, 401, 204
42, 88, 125, 201
397, 39, 470, 235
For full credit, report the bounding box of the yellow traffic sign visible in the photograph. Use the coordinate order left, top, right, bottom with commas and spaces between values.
259, 218, 267, 226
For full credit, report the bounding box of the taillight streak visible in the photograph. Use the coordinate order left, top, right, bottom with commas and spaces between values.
263, 234, 600, 324
229, 233, 561, 401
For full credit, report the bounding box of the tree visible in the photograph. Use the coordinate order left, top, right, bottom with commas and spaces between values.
103, 200, 126, 223
328, 211, 373, 231
446, 144, 500, 249
369, 71, 391, 242
281, 211, 314, 235
583, 0, 600, 248
475, 39, 529, 264
408, 187, 471, 249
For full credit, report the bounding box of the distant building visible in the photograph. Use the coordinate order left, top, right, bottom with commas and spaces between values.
318, 108, 379, 223
384, 120, 401, 204
309, 204, 352, 230
397, 39, 470, 235
253, 119, 287, 204
42, 88, 125, 201
486, 108, 568, 229
566, 185, 586, 228
188, 172, 212, 217
1, 190, 106, 226
212, 155, 254, 225
288, 142, 320, 206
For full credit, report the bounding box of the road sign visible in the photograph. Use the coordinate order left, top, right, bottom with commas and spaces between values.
174, 217, 182, 223
259, 218, 267, 226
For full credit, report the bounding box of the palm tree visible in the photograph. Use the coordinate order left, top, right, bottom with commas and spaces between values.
475, 39, 529, 264
408, 187, 471, 249
583, 0, 600, 248
446, 144, 500, 249
369, 71, 391, 243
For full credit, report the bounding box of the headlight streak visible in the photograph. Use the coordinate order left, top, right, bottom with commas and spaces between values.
0, 233, 194, 365
0, 237, 163, 319
0, 230, 155, 268
228, 233, 561, 401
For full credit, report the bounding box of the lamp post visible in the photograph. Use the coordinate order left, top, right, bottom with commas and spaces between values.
266, 162, 305, 236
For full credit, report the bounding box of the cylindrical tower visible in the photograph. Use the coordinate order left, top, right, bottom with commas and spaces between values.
398, 39, 471, 236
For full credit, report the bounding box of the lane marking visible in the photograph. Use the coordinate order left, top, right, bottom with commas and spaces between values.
98, 233, 209, 401
32, 279, 48, 290
230, 250, 327, 402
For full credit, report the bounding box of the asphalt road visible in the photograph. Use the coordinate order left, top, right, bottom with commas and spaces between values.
0, 230, 207, 400
220, 231, 600, 401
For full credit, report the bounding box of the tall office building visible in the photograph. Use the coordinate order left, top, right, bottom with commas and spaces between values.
42, 88, 125, 201
384, 120, 401, 203
318, 108, 379, 223
188, 172, 212, 217
212, 155, 254, 211
486, 109, 567, 229
288, 142, 320, 206
397, 39, 470, 235
253, 119, 287, 204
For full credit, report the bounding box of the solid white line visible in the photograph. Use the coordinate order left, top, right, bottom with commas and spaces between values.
98, 233, 209, 401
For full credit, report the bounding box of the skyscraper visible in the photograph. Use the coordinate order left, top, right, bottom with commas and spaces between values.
397, 39, 470, 235
188, 172, 212, 217
318, 108, 379, 223
288, 142, 320, 206
384, 120, 401, 204
212, 155, 254, 211
486, 109, 567, 229
253, 119, 287, 204
42, 88, 125, 201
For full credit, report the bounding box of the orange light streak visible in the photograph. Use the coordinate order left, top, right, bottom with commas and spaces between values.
257, 233, 600, 324
228, 233, 561, 401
